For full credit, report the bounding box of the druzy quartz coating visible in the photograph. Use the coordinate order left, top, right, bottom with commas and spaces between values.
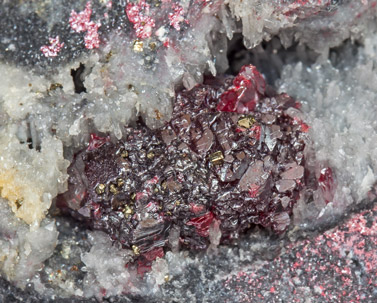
58, 65, 309, 254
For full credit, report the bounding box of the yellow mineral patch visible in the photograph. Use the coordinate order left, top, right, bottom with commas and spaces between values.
0, 169, 45, 226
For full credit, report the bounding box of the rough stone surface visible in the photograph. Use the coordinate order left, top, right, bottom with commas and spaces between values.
1, 0, 377, 302
218, 202, 377, 303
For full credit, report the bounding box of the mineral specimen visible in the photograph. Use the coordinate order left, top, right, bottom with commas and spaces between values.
58, 65, 309, 253
1, 0, 377, 301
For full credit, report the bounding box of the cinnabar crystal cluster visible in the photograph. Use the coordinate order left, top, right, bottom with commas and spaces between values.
57, 65, 309, 254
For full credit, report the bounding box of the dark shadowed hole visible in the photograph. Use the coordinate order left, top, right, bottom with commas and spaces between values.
226, 34, 319, 85
71, 63, 87, 94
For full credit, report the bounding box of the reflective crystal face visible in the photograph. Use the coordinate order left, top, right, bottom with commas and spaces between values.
57, 65, 309, 254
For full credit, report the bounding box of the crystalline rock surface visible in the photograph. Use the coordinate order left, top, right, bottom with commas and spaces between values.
0, 0, 376, 302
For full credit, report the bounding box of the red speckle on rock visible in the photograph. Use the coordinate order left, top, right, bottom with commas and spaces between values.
136, 192, 147, 201
145, 201, 159, 212
40, 36, 64, 57
186, 211, 215, 237
126, 0, 155, 39
136, 260, 150, 276
87, 133, 110, 151
223, 203, 377, 301
293, 117, 310, 132
100, 288, 107, 297
190, 203, 206, 214
249, 184, 260, 198
318, 167, 336, 204
217, 65, 266, 113
217, 90, 239, 112
163, 38, 171, 48
250, 125, 261, 141
92, 202, 101, 220
69, 2, 92, 32
143, 247, 164, 262
169, 3, 185, 31
84, 21, 101, 49
69, 1, 101, 49
300, 122, 310, 132
137, 247, 164, 276
236, 127, 245, 133
147, 176, 160, 184
294, 102, 302, 109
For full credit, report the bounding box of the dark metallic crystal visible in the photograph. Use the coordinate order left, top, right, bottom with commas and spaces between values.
57, 65, 309, 254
